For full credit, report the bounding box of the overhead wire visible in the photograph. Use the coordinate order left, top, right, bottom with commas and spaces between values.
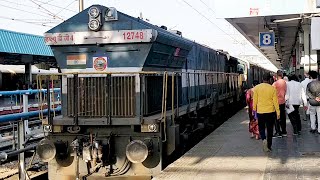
199, 0, 216, 16
2, 18, 61, 23
0, 0, 80, 30
0, 0, 51, 12
0, 4, 55, 18
198, 0, 246, 45
40, 0, 56, 5
33, 0, 77, 13
0, 16, 54, 27
0, 0, 76, 27
29, 0, 64, 21
179, 0, 243, 45
198, 0, 277, 60
53, 0, 77, 16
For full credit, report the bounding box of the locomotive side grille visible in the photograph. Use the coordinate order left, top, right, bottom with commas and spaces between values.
67, 76, 135, 118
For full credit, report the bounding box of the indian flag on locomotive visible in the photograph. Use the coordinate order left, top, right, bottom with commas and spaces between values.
66, 54, 87, 69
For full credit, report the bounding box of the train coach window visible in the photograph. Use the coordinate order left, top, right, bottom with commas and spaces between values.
237, 64, 245, 74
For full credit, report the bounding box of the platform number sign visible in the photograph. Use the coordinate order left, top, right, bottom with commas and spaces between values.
259, 32, 275, 47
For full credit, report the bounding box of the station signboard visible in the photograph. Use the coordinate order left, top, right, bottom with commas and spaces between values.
259, 32, 275, 47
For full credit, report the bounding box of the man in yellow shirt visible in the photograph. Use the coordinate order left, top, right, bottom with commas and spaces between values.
253, 73, 280, 152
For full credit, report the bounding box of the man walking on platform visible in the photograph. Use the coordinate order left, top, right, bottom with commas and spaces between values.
306, 71, 320, 133
253, 73, 280, 152
301, 72, 312, 121
272, 70, 287, 137
285, 75, 307, 135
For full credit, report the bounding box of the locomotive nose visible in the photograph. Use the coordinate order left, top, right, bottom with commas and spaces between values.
125, 140, 149, 163
37, 139, 56, 162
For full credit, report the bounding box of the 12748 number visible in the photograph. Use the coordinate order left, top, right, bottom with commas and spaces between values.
123, 31, 144, 40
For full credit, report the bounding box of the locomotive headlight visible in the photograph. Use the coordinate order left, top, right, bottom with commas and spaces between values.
88, 6, 102, 31
88, 19, 100, 31
126, 140, 149, 163
88, 6, 100, 18
37, 139, 56, 162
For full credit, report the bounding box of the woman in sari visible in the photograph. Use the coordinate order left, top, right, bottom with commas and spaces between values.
246, 80, 260, 139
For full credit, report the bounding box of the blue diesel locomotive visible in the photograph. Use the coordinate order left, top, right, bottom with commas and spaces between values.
37, 5, 271, 179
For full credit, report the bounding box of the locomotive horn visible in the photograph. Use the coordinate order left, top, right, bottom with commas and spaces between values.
125, 140, 150, 163
37, 138, 56, 162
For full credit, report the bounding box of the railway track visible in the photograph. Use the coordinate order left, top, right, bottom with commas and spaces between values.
0, 153, 47, 180
0, 113, 61, 179
0, 118, 46, 180
0, 117, 43, 152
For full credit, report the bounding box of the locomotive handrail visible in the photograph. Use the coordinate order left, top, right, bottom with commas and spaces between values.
35, 71, 241, 123
171, 73, 175, 124
36, 71, 239, 76
160, 72, 168, 142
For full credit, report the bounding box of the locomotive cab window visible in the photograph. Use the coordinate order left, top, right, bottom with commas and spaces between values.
237, 64, 245, 74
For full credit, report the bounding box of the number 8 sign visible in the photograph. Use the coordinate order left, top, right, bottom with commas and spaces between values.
259, 32, 275, 47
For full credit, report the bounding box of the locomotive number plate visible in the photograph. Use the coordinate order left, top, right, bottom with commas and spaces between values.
44, 29, 155, 45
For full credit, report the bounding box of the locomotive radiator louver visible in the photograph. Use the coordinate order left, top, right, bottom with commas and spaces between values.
125, 140, 150, 163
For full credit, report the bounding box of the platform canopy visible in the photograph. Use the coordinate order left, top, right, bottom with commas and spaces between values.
0, 29, 56, 67
213, 0, 320, 70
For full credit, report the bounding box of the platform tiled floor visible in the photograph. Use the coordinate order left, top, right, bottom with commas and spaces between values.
153, 108, 320, 180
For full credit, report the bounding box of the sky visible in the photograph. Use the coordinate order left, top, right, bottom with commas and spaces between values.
0, 0, 277, 71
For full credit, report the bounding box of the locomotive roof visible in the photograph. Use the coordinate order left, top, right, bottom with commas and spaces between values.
46, 5, 190, 44
45, 5, 228, 55
45, 4, 269, 72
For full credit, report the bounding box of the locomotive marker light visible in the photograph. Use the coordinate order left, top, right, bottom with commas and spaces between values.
126, 140, 149, 163
43, 124, 52, 132
141, 124, 159, 132
148, 124, 157, 132
37, 139, 56, 162
105, 7, 118, 21
88, 6, 102, 31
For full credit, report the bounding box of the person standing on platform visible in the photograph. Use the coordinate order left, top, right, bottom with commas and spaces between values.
285, 75, 307, 135
272, 70, 287, 137
306, 71, 320, 134
283, 76, 289, 82
253, 73, 280, 152
298, 75, 303, 82
246, 80, 260, 140
301, 72, 312, 121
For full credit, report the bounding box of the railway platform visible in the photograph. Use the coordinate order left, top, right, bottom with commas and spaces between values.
153, 108, 320, 180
